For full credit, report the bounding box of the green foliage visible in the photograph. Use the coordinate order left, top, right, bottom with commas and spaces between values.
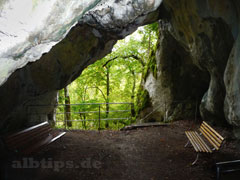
135, 86, 151, 116
143, 40, 159, 81
56, 22, 159, 130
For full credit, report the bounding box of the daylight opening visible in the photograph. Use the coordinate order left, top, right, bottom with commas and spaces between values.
51, 23, 159, 130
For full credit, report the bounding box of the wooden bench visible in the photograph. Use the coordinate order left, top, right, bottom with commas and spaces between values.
216, 160, 240, 180
2, 121, 66, 155
185, 121, 224, 165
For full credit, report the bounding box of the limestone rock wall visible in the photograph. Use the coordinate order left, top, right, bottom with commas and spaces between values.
139, 22, 209, 123
140, 0, 240, 127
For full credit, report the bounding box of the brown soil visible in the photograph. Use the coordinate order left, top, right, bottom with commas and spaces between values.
2, 120, 240, 180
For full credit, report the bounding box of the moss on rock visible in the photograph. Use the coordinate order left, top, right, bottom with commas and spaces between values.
135, 86, 151, 117
143, 39, 159, 81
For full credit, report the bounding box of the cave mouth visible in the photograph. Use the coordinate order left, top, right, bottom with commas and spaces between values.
42, 23, 160, 131
0, 0, 164, 133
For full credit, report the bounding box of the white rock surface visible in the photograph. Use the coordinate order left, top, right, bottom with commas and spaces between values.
0, 0, 101, 85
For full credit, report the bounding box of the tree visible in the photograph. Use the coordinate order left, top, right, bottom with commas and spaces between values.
64, 86, 72, 127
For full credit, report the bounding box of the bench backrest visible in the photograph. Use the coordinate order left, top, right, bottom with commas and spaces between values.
199, 121, 224, 150
4, 121, 51, 152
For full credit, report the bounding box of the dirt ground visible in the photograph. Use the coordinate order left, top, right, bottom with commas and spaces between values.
2, 120, 240, 180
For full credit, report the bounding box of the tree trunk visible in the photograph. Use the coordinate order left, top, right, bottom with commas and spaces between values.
106, 67, 110, 117
105, 66, 110, 128
131, 70, 136, 117
64, 86, 72, 127
79, 112, 86, 129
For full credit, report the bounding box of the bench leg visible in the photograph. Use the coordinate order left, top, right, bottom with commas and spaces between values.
185, 140, 190, 148
216, 166, 220, 180
192, 153, 199, 165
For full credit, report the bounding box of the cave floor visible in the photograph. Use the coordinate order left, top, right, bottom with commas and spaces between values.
2, 120, 240, 180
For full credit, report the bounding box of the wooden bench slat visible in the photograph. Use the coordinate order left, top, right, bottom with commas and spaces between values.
6, 122, 49, 139
199, 128, 219, 150
200, 124, 221, 148
3, 122, 66, 155
192, 132, 210, 153
185, 131, 200, 152
6, 125, 51, 145
47, 132, 66, 145
22, 132, 66, 155
203, 121, 224, 141
193, 132, 208, 152
201, 123, 222, 144
186, 131, 200, 152
201, 123, 223, 144
189, 131, 205, 152
187, 131, 203, 152
194, 132, 212, 153
6, 127, 51, 149
192, 131, 210, 153
5, 125, 50, 146
8, 128, 52, 151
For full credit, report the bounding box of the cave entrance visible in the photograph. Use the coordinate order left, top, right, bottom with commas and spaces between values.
52, 23, 159, 130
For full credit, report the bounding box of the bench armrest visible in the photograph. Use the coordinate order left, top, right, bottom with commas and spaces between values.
216, 160, 240, 167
